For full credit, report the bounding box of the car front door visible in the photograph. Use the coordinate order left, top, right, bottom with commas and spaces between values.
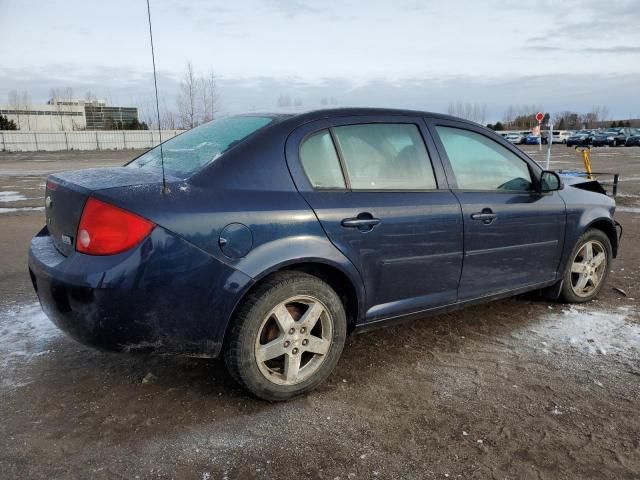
286, 116, 463, 323
428, 119, 566, 301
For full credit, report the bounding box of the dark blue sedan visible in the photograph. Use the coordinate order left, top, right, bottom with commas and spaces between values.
29, 108, 620, 400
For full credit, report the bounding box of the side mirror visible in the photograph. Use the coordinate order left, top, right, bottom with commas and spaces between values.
540, 170, 562, 192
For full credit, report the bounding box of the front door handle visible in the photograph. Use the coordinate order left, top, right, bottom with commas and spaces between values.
471, 209, 497, 224
341, 213, 381, 232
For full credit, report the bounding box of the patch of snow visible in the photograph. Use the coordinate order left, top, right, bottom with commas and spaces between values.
618, 176, 640, 183
0, 206, 44, 214
0, 302, 61, 390
523, 306, 640, 358
617, 206, 640, 214
0, 191, 29, 202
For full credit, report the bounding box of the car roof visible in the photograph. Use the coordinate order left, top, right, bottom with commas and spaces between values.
247, 107, 483, 129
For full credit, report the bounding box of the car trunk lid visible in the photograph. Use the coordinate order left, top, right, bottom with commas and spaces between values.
45, 167, 169, 256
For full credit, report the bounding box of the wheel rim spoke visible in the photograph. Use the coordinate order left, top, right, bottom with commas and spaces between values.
272, 304, 295, 333
304, 336, 330, 355
299, 302, 324, 331
584, 242, 593, 261
571, 262, 588, 274
284, 353, 301, 382
575, 273, 589, 292
592, 252, 605, 268
257, 339, 286, 362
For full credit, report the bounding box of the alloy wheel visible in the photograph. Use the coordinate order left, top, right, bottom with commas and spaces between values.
570, 240, 607, 298
254, 295, 333, 385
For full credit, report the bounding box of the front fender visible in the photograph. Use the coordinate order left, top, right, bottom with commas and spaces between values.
559, 199, 617, 277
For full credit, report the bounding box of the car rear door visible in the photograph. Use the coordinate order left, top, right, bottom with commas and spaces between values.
286, 115, 463, 322
427, 118, 566, 301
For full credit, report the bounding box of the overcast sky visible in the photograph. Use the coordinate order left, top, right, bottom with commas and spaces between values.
0, 0, 638, 121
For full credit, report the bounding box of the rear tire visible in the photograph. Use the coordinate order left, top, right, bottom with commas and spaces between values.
560, 229, 612, 303
224, 271, 346, 401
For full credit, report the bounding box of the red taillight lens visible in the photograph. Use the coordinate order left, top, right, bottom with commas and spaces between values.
76, 198, 155, 255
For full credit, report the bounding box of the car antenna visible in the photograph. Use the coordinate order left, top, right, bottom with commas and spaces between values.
145, 0, 168, 194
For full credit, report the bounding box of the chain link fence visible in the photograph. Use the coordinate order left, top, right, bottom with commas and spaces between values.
0, 130, 185, 152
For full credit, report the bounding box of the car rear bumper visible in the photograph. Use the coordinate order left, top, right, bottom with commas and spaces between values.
28, 226, 253, 357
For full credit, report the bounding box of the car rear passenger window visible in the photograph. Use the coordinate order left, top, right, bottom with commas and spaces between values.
300, 130, 346, 189
436, 126, 533, 192
333, 123, 436, 190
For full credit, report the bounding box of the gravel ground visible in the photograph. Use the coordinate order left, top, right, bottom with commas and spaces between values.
0, 146, 639, 479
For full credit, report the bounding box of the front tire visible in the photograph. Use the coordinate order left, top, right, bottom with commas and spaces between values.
224, 271, 346, 401
560, 229, 612, 303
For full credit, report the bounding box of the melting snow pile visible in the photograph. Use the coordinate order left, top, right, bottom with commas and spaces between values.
531, 305, 640, 357
0, 302, 60, 389
0, 191, 28, 202
0, 206, 44, 214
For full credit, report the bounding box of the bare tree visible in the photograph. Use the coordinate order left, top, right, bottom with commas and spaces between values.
200, 70, 219, 123
49, 88, 64, 130
8, 90, 22, 130
583, 105, 609, 128
62, 87, 79, 130
503, 104, 516, 127
161, 97, 177, 130
20, 91, 32, 130
447, 101, 487, 124
277, 94, 292, 108
177, 61, 199, 129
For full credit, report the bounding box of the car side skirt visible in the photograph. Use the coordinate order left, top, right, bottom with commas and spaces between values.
353, 279, 558, 334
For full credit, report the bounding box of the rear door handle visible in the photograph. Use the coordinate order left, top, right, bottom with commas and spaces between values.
341, 213, 381, 232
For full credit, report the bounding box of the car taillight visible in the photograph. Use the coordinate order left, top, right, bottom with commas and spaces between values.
76, 198, 155, 255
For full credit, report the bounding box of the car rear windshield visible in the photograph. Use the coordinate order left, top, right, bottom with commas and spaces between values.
128, 115, 273, 178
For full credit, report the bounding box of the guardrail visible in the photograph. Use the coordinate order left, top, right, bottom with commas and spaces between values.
0, 130, 185, 152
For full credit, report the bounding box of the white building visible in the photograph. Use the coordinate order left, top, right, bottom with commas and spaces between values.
0, 103, 86, 131
0, 98, 138, 131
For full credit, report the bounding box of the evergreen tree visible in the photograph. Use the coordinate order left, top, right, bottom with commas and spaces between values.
493, 121, 504, 131
0, 115, 18, 130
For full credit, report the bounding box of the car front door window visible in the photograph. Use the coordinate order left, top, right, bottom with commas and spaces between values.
435, 126, 532, 192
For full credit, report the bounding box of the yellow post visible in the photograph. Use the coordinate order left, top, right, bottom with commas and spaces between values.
576, 146, 593, 179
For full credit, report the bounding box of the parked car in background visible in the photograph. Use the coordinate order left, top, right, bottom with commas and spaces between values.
28, 108, 621, 400
566, 130, 594, 147
592, 128, 629, 147
525, 134, 547, 145
551, 130, 571, 144
505, 132, 524, 144
625, 129, 640, 146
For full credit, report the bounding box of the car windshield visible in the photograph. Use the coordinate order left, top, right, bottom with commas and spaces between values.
128, 115, 273, 177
